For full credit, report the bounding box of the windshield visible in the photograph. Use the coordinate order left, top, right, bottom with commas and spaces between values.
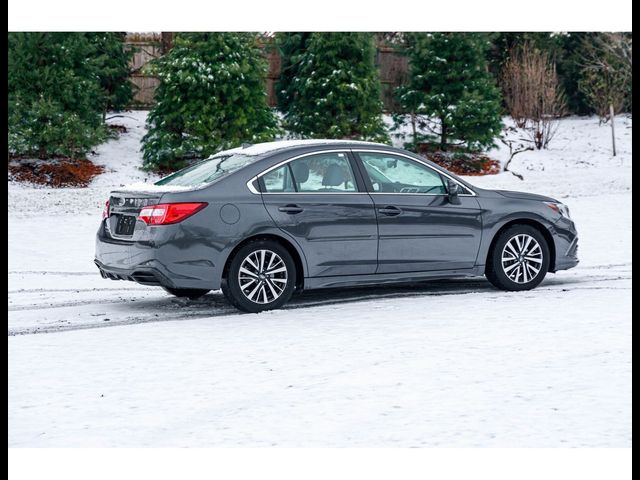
155, 154, 256, 187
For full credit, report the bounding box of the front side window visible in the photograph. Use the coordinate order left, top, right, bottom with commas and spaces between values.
358, 153, 447, 194
262, 152, 357, 193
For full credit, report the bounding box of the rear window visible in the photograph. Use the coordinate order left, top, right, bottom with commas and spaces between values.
155, 154, 255, 187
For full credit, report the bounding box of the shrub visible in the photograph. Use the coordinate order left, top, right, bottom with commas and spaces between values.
282, 32, 388, 142
501, 43, 566, 149
8, 32, 132, 160
142, 32, 280, 171
578, 33, 633, 122
275, 32, 312, 114
87, 32, 134, 118
8, 33, 110, 159
396, 33, 503, 152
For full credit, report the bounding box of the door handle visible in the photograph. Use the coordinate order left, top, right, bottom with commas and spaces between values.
278, 204, 304, 214
378, 205, 402, 216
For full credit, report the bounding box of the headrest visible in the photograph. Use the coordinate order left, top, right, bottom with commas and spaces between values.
291, 161, 310, 184
322, 164, 345, 187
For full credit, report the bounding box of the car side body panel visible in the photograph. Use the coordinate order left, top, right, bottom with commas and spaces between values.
261, 192, 379, 277
369, 194, 483, 273
473, 189, 579, 273
94, 142, 579, 294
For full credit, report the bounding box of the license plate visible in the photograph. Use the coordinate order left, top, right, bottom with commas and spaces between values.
115, 215, 136, 236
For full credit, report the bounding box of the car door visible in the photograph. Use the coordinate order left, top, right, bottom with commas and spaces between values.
259, 151, 378, 277
353, 150, 483, 274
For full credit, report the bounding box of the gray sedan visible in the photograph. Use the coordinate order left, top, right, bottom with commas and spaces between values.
95, 140, 579, 312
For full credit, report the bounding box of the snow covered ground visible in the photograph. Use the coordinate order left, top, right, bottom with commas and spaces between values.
8, 112, 632, 447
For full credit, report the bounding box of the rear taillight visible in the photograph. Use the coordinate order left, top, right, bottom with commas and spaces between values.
102, 200, 110, 220
138, 202, 208, 226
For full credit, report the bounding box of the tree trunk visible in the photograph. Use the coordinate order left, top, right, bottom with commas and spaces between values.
161, 32, 174, 54
410, 113, 417, 150
609, 103, 617, 157
440, 120, 447, 151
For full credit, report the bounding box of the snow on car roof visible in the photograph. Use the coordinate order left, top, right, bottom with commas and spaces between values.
216, 139, 388, 157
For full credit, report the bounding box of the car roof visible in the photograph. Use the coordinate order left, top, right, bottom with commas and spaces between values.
215, 139, 389, 157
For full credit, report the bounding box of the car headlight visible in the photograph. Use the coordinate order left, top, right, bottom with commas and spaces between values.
544, 201, 571, 219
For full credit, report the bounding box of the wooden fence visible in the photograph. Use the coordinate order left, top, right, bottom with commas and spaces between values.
125, 34, 409, 112
126, 33, 163, 108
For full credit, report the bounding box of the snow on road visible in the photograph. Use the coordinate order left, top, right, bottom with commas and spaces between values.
8, 113, 632, 447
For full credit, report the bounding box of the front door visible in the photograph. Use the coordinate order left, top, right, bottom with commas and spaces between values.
354, 151, 483, 274
259, 151, 378, 277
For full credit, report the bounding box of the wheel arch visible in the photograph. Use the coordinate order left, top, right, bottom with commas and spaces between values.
486, 219, 556, 272
221, 233, 306, 291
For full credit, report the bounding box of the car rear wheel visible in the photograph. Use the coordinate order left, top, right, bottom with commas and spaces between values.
162, 287, 210, 300
222, 239, 296, 313
486, 225, 550, 291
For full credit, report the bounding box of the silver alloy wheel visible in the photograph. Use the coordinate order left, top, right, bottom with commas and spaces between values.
238, 249, 288, 304
501, 234, 543, 284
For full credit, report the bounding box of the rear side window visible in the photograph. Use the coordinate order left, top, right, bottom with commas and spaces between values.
262, 164, 296, 192
261, 152, 357, 193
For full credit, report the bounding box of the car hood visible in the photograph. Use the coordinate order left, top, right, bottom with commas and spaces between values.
494, 189, 558, 203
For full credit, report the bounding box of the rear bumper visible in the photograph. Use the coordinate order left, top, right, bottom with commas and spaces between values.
94, 221, 221, 290
95, 259, 176, 287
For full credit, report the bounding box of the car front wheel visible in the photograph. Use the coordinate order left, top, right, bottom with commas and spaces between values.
486, 225, 550, 291
222, 239, 296, 313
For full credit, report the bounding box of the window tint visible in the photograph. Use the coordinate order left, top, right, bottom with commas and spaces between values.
359, 153, 446, 194
287, 152, 357, 192
262, 164, 295, 192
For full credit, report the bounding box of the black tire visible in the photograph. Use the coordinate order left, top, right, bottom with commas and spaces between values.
163, 287, 210, 300
485, 224, 550, 291
221, 239, 297, 313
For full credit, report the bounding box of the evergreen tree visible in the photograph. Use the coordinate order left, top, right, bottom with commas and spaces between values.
8, 32, 108, 159
397, 33, 503, 151
87, 32, 134, 118
275, 32, 312, 114
142, 32, 279, 171
283, 32, 388, 142
555, 33, 597, 115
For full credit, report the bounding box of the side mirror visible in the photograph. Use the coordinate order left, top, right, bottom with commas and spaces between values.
447, 180, 462, 204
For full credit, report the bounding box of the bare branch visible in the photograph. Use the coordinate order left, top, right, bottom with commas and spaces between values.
500, 43, 566, 149
578, 33, 632, 121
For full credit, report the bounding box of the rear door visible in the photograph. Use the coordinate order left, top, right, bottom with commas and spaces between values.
353, 150, 483, 274
259, 151, 378, 277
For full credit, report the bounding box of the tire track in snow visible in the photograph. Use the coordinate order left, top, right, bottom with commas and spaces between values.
8, 287, 152, 294
8, 271, 97, 276
8, 267, 631, 313
8, 270, 631, 336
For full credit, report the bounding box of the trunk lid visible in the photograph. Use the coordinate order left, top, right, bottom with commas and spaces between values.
104, 184, 197, 239
106, 191, 164, 240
